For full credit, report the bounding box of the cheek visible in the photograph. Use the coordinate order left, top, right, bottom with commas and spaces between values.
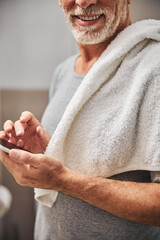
60, 0, 75, 10
99, 0, 116, 6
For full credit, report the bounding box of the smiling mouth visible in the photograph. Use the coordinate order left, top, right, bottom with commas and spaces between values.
73, 14, 104, 22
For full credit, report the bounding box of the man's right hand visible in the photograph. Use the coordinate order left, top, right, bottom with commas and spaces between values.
0, 111, 51, 154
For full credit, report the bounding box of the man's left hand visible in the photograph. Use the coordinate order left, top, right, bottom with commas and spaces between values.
0, 149, 67, 190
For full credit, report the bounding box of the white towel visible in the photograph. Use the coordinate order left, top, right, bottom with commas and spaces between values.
35, 19, 160, 207
0, 185, 12, 218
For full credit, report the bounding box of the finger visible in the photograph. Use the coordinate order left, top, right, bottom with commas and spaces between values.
0, 150, 23, 174
8, 136, 17, 145
3, 121, 17, 140
36, 125, 44, 137
14, 120, 27, 137
0, 131, 9, 140
9, 149, 43, 167
0, 131, 17, 146
0, 150, 32, 187
17, 139, 25, 148
3, 120, 14, 133
0, 150, 30, 187
36, 126, 51, 148
20, 111, 40, 127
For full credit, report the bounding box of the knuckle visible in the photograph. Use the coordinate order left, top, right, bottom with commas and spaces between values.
23, 152, 29, 162
41, 154, 46, 161
22, 111, 32, 117
39, 154, 46, 163
16, 151, 28, 163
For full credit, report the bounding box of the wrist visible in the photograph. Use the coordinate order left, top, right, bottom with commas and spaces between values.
56, 166, 82, 194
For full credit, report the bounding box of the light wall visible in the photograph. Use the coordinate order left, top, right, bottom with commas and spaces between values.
0, 0, 77, 90
130, 0, 160, 21
0, 0, 160, 90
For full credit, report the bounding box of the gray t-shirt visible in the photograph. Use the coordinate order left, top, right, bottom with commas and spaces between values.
34, 55, 160, 240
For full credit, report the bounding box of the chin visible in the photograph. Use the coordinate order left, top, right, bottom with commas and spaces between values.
71, 28, 112, 45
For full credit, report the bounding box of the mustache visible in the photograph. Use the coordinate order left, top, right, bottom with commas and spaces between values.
68, 6, 106, 16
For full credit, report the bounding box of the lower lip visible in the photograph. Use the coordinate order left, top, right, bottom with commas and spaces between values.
74, 15, 103, 27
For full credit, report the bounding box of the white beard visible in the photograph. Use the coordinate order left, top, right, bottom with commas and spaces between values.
63, 5, 128, 45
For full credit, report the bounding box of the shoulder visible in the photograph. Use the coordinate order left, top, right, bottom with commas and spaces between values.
137, 41, 160, 107
133, 40, 160, 79
140, 40, 160, 65
49, 54, 78, 99
55, 54, 78, 78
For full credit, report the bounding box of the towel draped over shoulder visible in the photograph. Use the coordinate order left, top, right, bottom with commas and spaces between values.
35, 20, 160, 207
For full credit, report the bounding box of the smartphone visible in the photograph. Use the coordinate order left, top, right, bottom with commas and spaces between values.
0, 138, 25, 154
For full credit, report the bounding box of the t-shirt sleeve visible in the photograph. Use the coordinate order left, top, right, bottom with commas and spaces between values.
49, 65, 62, 101
49, 55, 78, 101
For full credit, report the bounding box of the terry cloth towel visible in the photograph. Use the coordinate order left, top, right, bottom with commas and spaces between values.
0, 185, 12, 218
35, 19, 160, 207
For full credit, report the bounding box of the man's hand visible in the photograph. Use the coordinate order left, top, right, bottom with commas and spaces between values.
0, 111, 51, 154
0, 149, 67, 190
0, 148, 160, 226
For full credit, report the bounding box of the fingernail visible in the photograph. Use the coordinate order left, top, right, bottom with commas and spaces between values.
20, 116, 25, 122
10, 150, 19, 160
17, 131, 23, 136
6, 127, 11, 132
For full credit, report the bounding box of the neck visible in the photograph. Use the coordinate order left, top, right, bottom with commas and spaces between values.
75, 17, 132, 76
75, 40, 111, 75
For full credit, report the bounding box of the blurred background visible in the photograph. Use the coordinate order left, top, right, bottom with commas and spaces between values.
0, 0, 160, 239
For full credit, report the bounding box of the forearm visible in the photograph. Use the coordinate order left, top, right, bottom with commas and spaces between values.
59, 168, 160, 226
2, 147, 160, 226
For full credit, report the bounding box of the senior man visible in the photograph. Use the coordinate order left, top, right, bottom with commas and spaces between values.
1, 0, 160, 239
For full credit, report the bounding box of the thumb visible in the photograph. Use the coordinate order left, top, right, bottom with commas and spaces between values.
9, 149, 43, 167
